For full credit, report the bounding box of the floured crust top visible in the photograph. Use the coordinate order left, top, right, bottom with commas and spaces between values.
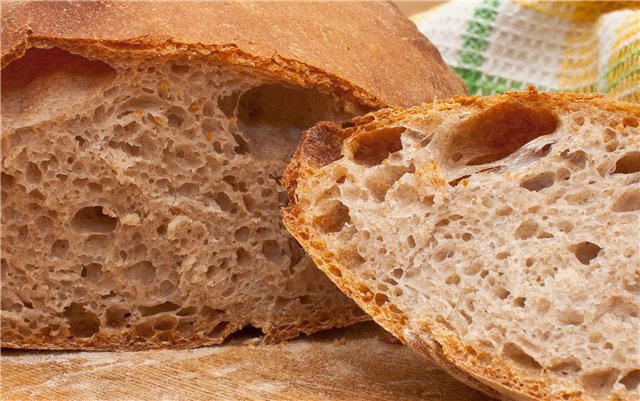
1, 1, 467, 108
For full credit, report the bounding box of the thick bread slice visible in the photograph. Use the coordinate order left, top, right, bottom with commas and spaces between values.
283, 90, 640, 401
0, 1, 466, 350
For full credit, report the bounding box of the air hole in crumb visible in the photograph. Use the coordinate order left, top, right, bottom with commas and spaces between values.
242, 195, 256, 212
556, 220, 574, 233
556, 167, 571, 181
514, 297, 526, 307
234, 226, 250, 242
82, 263, 102, 282
536, 143, 553, 157
496, 288, 510, 300
26, 162, 42, 183
520, 172, 555, 192
502, 342, 542, 371
568, 241, 602, 265
623, 117, 639, 127
217, 91, 240, 118
106, 307, 131, 327
619, 369, 640, 391
139, 301, 179, 317
391, 268, 404, 280
2, 48, 117, 121
214, 192, 232, 212
613, 152, 640, 174
154, 318, 178, 331
611, 189, 640, 212
124, 260, 156, 284
459, 309, 472, 324
350, 126, 405, 166
445, 102, 558, 166
461, 232, 473, 241
63, 303, 100, 338
51, 239, 69, 258
445, 274, 460, 285
1, 172, 16, 188
563, 149, 588, 169
434, 247, 453, 262
177, 306, 197, 317
207, 321, 230, 338
261, 240, 282, 263
156, 224, 167, 235
514, 219, 539, 240
167, 113, 184, 128
365, 165, 412, 201
549, 358, 582, 375
236, 248, 251, 266
580, 369, 620, 394
328, 266, 342, 277
406, 235, 416, 248
496, 251, 510, 260
171, 64, 190, 74
236, 84, 357, 159
231, 133, 250, 155
465, 262, 482, 276
313, 201, 350, 233
451, 152, 463, 162
558, 308, 584, 325
374, 293, 389, 306
70, 206, 117, 233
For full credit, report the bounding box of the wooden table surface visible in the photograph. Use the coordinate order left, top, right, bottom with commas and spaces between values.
2, 323, 494, 401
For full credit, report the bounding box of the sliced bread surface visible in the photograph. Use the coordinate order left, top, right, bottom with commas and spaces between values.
0, 1, 466, 350
284, 90, 640, 401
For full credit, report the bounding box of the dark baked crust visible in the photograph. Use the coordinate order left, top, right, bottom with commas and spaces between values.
1, 1, 467, 108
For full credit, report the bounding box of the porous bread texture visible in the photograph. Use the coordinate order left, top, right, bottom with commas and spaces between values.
284, 91, 640, 401
0, 46, 371, 350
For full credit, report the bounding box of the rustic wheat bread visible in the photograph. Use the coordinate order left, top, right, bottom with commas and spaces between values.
284, 90, 640, 401
0, 1, 466, 350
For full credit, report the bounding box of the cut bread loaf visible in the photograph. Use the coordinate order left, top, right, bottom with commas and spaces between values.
284, 90, 640, 401
0, 1, 466, 350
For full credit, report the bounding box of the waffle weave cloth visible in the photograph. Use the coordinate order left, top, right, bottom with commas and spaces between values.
412, 1, 639, 102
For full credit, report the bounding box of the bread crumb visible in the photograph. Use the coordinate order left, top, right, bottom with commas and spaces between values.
242, 338, 261, 346
377, 330, 401, 345
334, 338, 347, 345
120, 213, 141, 226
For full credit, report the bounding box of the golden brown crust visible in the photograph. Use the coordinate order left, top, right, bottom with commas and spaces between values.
1, 309, 367, 351
1, 1, 467, 108
282, 90, 640, 401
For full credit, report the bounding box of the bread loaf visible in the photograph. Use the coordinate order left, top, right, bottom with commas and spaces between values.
284, 90, 640, 401
0, 1, 466, 349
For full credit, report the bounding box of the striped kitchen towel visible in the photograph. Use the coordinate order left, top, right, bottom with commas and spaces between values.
413, 1, 640, 102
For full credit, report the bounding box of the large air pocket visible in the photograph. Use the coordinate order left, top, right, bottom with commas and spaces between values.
1, 47, 117, 126
442, 101, 558, 167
